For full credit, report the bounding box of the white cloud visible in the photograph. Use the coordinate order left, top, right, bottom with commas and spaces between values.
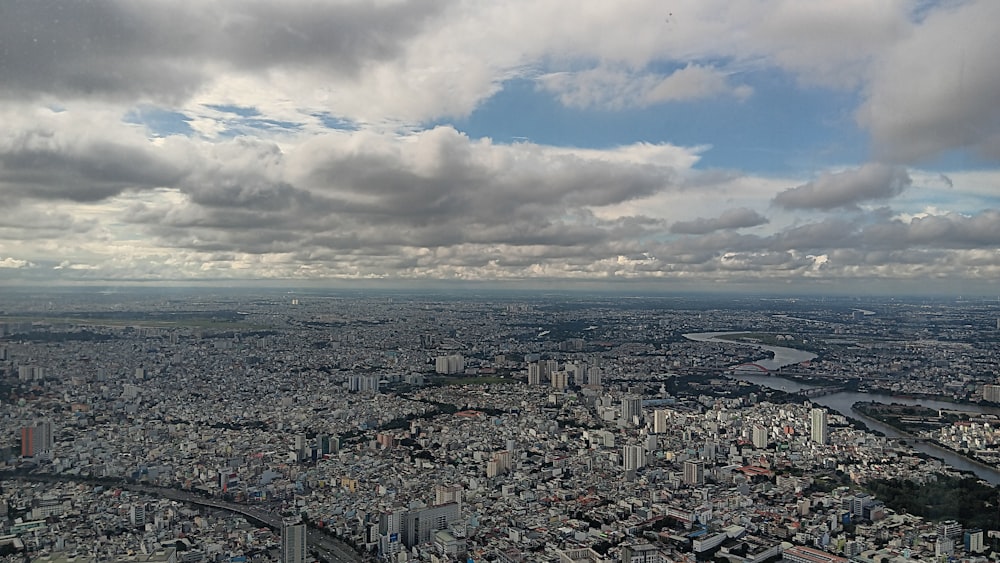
0, 257, 33, 269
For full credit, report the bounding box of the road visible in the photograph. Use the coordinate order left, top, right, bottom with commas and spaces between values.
125, 485, 366, 563
0, 473, 365, 563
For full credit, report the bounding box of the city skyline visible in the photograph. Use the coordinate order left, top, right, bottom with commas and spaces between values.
1, 1, 999, 294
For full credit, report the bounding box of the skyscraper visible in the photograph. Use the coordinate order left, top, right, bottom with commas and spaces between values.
653, 409, 669, 434
683, 459, 704, 486
752, 425, 769, 449
811, 408, 829, 445
282, 517, 307, 563
620, 395, 642, 426
586, 366, 602, 388
550, 370, 568, 391
20, 421, 53, 457
622, 444, 645, 472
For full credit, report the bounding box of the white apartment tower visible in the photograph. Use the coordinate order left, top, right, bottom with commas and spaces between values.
281, 517, 307, 563
752, 425, 769, 449
653, 409, 669, 434
810, 408, 829, 445
621, 395, 642, 426
623, 444, 645, 472
683, 459, 705, 486
435, 354, 465, 374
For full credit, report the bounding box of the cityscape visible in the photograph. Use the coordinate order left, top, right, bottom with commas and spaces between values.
3, 289, 1000, 562
3, 0, 1000, 562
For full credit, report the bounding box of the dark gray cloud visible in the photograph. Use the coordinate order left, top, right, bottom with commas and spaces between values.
862, 210, 1000, 249
860, 0, 1000, 164
670, 207, 768, 234
0, 0, 446, 102
773, 163, 911, 210
106, 129, 678, 257
0, 128, 185, 201
298, 129, 675, 231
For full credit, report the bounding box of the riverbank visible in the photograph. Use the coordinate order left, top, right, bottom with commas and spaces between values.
687, 330, 1000, 484
853, 401, 1000, 475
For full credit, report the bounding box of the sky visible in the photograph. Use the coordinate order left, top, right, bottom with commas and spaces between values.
1, 0, 999, 294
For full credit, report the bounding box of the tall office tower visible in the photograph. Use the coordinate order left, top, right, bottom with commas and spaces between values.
752, 425, 769, 449
21, 421, 53, 457
810, 408, 829, 445
379, 508, 406, 558
620, 395, 642, 426
622, 444, 645, 472
550, 370, 568, 391
683, 459, 704, 486
653, 409, 669, 434
281, 517, 307, 563
965, 529, 985, 553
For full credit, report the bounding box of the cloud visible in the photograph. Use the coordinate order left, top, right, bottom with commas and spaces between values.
0, 107, 188, 202
102, 127, 689, 259
538, 64, 751, 110
862, 210, 1000, 250
748, 0, 910, 88
773, 163, 911, 210
0, 257, 33, 269
670, 207, 769, 234
0, 0, 446, 105
859, 0, 1000, 162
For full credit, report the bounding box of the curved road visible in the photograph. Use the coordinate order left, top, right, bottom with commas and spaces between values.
125, 485, 366, 563
0, 473, 365, 563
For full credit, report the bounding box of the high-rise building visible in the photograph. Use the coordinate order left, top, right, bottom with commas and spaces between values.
130, 503, 147, 526
965, 529, 985, 553
21, 421, 53, 457
435, 354, 465, 374
434, 484, 463, 506
281, 517, 307, 563
984, 384, 1000, 403
752, 425, 769, 449
294, 434, 308, 461
939, 520, 962, 539
379, 508, 406, 558
541, 359, 559, 381
550, 370, 568, 391
683, 459, 704, 486
527, 363, 542, 385
621, 395, 642, 426
586, 366, 602, 388
653, 409, 669, 434
18, 365, 44, 381
622, 444, 645, 472
401, 503, 460, 547
810, 408, 829, 445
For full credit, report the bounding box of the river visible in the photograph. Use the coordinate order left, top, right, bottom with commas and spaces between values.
684, 332, 1000, 484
